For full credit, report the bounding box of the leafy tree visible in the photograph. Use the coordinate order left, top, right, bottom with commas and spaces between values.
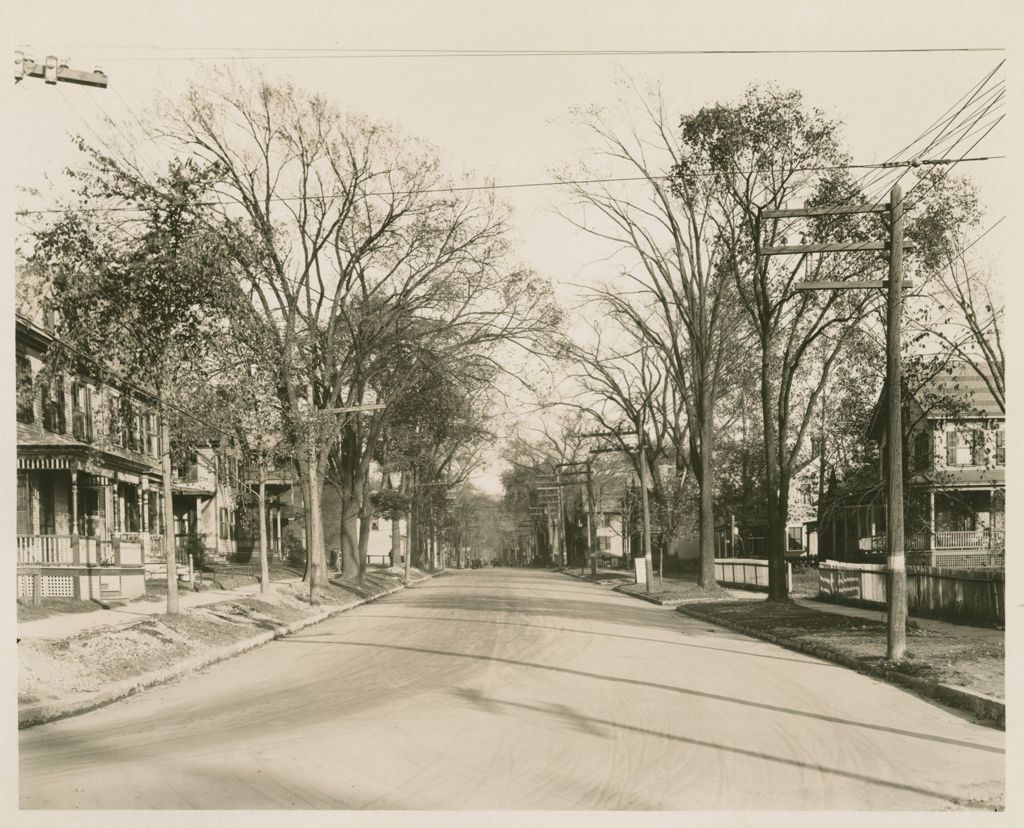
677, 85, 885, 600
30, 148, 236, 614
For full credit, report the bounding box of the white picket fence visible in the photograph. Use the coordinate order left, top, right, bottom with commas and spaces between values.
715, 558, 792, 593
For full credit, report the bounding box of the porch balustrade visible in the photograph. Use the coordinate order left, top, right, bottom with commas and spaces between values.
864, 529, 992, 551
17, 535, 73, 565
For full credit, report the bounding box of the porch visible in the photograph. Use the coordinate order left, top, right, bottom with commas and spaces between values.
859, 529, 1004, 568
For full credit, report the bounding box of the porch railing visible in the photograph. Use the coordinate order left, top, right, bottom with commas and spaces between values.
863, 529, 992, 551
17, 535, 73, 565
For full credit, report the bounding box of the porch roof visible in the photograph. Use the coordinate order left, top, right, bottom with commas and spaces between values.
911, 467, 1005, 490
18, 423, 160, 477
17, 422, 88, 450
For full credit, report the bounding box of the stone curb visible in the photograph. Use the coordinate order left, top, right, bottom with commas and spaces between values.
611, 584, 696, 607
18, 572, 434, 729
558, 570, 707, 608
674, 604, 1005, 729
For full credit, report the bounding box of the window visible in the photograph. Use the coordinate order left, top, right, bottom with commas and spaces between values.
41, 375, 66, 434
996, 430, 1005, 466
108, 394, 124, 446
914, 431, 931, 470
946, 429, 982, 466
787, 526, 804, 551
71, 383, 94, 442
597, 536, 611, 551
219, 507, 229, 539
16, 355, 34, 423
147, 413, 160, 457
121, 397, 139, 451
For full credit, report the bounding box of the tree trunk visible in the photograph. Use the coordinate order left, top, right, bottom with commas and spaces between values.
299, 452, 326, 605
357, 509, 371, 579
340, 496, 360, 579
766, 477, 791, 602
761, 355, 790, 602
258, 477, 270, 595
428, 507, 437, 572
391, 511, 402, 569
160, 411, 180, 615
696, 409, 716, 589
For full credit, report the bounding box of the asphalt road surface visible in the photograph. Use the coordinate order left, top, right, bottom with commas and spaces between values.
19, 569, 1004, 810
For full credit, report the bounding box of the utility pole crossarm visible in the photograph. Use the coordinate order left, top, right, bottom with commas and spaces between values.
793, 280, 916, 291
15, 52, 108, 88
760, 241, 916, 255
761, 203, 888, 218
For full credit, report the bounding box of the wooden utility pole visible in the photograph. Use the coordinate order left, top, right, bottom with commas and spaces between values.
760, 185, 914, 661
885, 185, 907, 660
638, 441, 654, 593
585, 460, 598, 576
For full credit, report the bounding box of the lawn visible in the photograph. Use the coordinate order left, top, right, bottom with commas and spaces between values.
680, 598, 1004, 700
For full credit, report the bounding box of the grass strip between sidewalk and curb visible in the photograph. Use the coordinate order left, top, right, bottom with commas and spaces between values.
18, 570, 437, 729
674, 601, 1005, 729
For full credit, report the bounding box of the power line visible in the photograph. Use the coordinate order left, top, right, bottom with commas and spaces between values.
15, 155, 1005, 217
15, 46, 1007, 61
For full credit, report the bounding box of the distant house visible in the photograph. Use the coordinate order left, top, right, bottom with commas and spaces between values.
320, 465, 407, 568
713, 452, 821, 560
861, 362, 1005, 568
594, 500, 626, 566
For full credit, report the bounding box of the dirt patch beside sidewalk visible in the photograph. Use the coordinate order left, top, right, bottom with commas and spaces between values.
18, 570, 429, 713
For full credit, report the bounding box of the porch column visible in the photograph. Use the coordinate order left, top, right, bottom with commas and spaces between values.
140, 483, 150, 562
275, 508, 282, 557
70, 469, 79, 535
928, 491, 935, 551
71, 469, 80, 566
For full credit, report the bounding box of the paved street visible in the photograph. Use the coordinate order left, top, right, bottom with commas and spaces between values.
19, 569, 1004, 810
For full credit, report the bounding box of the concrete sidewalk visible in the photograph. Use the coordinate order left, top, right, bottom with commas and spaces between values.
789, 596, 1004, 644
17, 577, 303, 641
585, 567, 1003, 647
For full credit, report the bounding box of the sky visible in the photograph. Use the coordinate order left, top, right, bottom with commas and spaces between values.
4, 0, 1018, 495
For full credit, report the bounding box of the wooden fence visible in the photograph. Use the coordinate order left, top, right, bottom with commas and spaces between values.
818, 559, 1004, 624
715, 558, 792, 593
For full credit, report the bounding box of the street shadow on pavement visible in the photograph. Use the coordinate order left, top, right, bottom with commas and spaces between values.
447, 688, 977, 809
280, 636, 1002, 755
333, 612, 833, 668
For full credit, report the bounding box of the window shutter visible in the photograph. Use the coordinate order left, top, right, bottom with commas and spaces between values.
54, 376, 66, 434
72, 382, 82, 439
85, 387, 93, 442
945, 430, 957, 465
41, 381, 52, 431
996, 431, 1005, 465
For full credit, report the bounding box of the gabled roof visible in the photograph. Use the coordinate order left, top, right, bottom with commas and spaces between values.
867, 361, 1003, 441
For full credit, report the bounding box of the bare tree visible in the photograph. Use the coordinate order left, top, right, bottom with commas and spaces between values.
561, 92, 740, 588
154, 71, 556, 597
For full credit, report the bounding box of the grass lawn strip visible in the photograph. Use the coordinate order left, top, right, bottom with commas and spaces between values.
678, 599, 1003, 715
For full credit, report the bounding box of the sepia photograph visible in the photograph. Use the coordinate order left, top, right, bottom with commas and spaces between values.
5, 0, 1017, 822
